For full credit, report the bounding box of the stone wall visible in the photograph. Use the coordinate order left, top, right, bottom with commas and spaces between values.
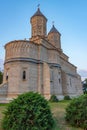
60, 58, 76, 74
43, 62, 51, 99
3, 62, 22, 99
0, 83, 8, 103
5, 40, 38, 61
47, 32, 61, 49
3, 61, 39, 97
48, 50, 60, 64
40, 46, 48, 62
50, 67, 63, 99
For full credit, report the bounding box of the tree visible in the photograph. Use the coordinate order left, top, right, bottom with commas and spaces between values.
65, 94, 87, 129
82, 78, 87, 94
2, 92, 54, 130
0, 71, 3, 84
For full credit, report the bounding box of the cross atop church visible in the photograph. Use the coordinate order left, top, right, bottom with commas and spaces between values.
37, 4, 40, 8
52, 21, 55, 26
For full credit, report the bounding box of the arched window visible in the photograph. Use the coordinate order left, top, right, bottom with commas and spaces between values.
23, 70, 26, 80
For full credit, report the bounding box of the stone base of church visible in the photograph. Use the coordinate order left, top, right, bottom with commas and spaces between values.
0, 98, 9, 103
56, 95, 64, 100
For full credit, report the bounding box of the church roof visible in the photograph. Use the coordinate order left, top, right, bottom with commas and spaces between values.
48, 25, 61, 35
31, 8, 47, 20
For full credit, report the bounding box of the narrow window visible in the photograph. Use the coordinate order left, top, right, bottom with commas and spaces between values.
50, 68, 53, 82
59, 78, 61, 84
23, 71, 26, 80
70, 78, 72, 87
6, 72, 8, 81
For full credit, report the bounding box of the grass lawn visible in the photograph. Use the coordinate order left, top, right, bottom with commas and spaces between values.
49, 101, 83, 130
0, 101, 83, 130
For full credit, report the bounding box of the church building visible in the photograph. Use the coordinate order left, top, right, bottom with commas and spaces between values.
0, 7, 83, 102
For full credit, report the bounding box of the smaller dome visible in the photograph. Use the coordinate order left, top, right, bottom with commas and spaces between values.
31, 8, 47, 21
48, 25, 61, 35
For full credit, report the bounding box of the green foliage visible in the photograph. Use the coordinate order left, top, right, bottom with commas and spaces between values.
49, 95, 59, 102
83, 79, 87, 94
64, 95, 71, 100
2, 92, 54, 130
65, 94, 87, 129
0, 71, 3, 84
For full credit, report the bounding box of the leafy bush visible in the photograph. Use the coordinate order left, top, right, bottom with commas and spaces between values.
2, 92, 54, 130
64, 95, 71, 100
65, 94, 87, 129
82, 79, 87, 94
49, 95, 59, 102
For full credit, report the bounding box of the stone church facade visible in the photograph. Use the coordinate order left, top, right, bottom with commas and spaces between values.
0, 8, 83, 102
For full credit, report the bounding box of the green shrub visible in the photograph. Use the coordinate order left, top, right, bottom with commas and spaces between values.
2, 92, 54, 130
49, 95, 59, 102
64, 95, 71, 100
65, 94, 87, 129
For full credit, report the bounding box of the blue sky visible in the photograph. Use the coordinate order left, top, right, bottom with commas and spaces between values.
0, 0, 87, 80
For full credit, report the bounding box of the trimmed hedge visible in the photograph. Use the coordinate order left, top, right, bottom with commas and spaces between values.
49, 95, 59, 102
64, 95, 71, 100
65, 94, 87, 129
2, 92, 54, 130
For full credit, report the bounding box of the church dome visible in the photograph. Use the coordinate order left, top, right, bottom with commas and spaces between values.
30, 7, 47, 38
48, 25, 61, 35
48, 24, 61, 49
31, 7, 47, 21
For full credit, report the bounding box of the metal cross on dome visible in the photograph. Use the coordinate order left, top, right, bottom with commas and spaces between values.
52, 21, 55, 26
37, 4, 40, 8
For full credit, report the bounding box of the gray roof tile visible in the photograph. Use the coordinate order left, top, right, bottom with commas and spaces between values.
48, 25, 61, 35
31, 8, 47, 20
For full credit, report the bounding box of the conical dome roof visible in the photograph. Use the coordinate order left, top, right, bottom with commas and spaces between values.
48, 25, 61, 35
31, 8, 47, 21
